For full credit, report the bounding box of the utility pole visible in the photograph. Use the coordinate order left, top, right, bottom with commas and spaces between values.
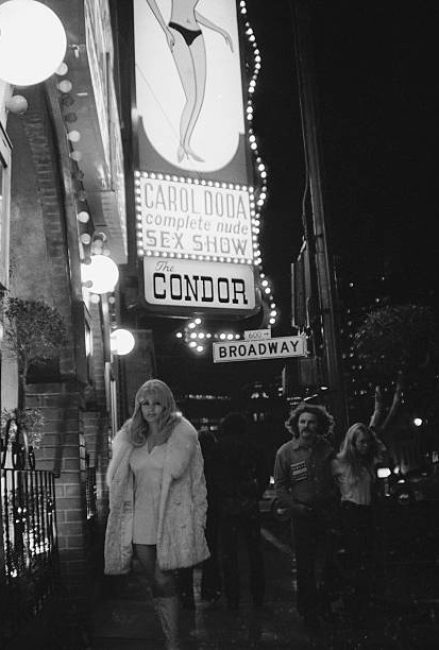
290, 0, 348, 435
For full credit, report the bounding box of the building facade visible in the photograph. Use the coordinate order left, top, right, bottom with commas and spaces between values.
0, 0, 126, 643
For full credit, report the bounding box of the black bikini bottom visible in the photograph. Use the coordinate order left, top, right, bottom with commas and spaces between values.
169, 21, 202, 47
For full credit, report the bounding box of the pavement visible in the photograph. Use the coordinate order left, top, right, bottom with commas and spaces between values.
91, 515, 439, 650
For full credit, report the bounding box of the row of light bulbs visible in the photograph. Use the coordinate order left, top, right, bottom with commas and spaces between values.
177, 1, 278, 353
53, 17, 132, 356
134, 172, 258, 263
0, 2, 134, 356
176, 317, 243, 355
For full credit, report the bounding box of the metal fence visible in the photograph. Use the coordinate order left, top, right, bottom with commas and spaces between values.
1, 469, 58, 645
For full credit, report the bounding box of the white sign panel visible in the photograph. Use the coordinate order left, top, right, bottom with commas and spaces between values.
244, 328, 271, 341
144, 257, 255, 310
133, 0, 246, 176
213, 336, 307, 363
136, 176, 254, 263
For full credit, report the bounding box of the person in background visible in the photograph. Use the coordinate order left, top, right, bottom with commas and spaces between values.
175, 425, 222, 609
274, 403, 336, 629
212, 412, 270, 611
104, 379, 210, 650
331, 421, 387, 622
198, 426, 222, 603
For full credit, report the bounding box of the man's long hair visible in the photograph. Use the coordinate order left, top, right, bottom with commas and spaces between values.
285, 403, 334, 439
130, 379, 181, 446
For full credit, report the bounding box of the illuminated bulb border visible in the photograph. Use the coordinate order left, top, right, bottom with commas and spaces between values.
134, 173, 255, 265
175, 318, 244, 354
239, 0, 278, 333
136, 1, 278, 351
174, 0, 278, 352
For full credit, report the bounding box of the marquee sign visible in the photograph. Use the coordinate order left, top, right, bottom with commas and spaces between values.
133, 0, 249, 181
143, 257, 255, 311
213, 335, 307, 363
132, 0, 259, 317
136, 174, 254, 263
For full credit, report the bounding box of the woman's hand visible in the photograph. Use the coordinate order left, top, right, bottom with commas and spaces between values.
165, 28, 175, 50
374, 385, 384, 410
369, 385, 384, 430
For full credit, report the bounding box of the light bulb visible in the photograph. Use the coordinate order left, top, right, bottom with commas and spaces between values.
0, 1, 67, 86
82, 255, 119, 294
110, 329, 135, 356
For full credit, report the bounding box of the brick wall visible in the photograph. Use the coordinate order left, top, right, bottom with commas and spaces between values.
88, 300, 107, 405
5, 69, 113, 639
8, 86, 77, 377
26, 386, 90, 610
83, 409, 110, 522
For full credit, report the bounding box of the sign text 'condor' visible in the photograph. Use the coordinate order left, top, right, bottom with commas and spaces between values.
143, 258, 255, 311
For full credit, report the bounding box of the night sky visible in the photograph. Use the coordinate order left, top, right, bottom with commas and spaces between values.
118, 1, 438, 400
247, 0, 438, 323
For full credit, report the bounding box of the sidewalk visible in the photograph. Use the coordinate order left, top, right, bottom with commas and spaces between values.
91, 519, 439, 650
91, 524, 311, 650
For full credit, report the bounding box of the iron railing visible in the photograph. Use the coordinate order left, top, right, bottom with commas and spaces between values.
1, 468, 58, 645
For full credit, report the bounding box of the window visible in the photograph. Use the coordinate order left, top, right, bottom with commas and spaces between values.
0, 122, 12, 290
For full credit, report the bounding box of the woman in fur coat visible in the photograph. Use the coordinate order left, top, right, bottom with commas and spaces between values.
104, 378, 210, 650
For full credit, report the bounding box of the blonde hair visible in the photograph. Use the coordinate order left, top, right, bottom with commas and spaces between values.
336, 422, 377, 483
130, 379, 181, 446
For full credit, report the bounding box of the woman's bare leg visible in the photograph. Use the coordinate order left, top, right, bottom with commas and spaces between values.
135, 544, 180, 648
169, 29, 198, 162
183, 36, 207, 161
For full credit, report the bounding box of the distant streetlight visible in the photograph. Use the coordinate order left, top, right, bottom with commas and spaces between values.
0, 0, 67, 86
82, 255, 119, 294
110, 329, 135, 356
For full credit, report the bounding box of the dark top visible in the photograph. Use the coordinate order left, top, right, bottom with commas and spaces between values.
274, 436, 336, 514
211, 432, 270, 516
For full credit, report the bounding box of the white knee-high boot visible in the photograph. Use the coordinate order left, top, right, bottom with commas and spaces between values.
153, 595, 180, 650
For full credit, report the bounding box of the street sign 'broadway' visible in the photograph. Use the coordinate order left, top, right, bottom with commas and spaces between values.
213, 335, 307, 363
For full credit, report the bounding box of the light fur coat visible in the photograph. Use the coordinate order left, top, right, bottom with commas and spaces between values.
104, 416, 210, 574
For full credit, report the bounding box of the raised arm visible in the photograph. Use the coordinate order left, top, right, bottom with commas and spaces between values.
369, 385, 384, 431
369, 377, 403, 435
194, 11, 234, 51
381, 378, 403, 432
144, 0, 175, 49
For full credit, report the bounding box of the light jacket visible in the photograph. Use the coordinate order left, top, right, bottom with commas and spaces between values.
104, 416, 210, 574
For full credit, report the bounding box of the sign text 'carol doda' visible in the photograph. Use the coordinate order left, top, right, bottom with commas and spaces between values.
136, 177, 254, 262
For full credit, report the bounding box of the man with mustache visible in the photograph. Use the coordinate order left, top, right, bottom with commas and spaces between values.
274, 403, 336, 630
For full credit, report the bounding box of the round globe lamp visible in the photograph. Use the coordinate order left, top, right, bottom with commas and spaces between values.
110, 329, 135, 356
5, 94, 28, 114
83, 255, 119, 294
0, 0, 67, 86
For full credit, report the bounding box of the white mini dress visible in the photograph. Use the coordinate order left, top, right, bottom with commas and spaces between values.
130, 442, 167, 544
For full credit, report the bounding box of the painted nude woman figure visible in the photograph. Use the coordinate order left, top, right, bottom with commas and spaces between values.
145, 0, 234, 163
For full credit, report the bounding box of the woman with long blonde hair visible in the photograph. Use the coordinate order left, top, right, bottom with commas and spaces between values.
104, 378, 209, 649
332, 422, 387, 622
